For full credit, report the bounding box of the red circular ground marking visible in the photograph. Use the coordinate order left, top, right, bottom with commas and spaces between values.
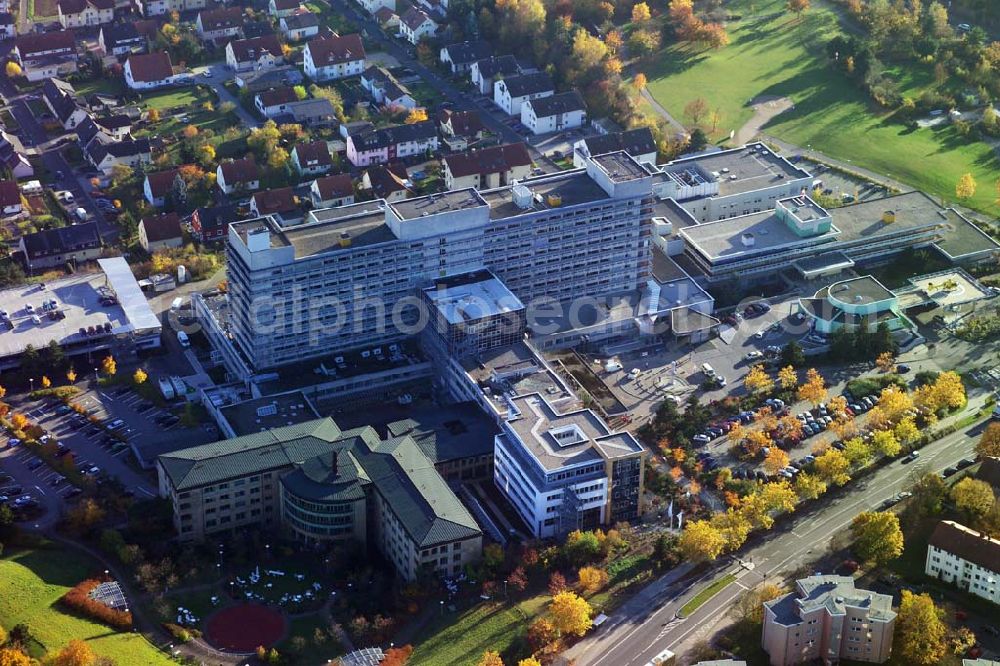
205, 603, 286, 652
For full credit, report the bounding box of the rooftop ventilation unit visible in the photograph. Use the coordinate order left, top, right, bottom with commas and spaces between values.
741, 232, 755, 247
512, 183, 533, 209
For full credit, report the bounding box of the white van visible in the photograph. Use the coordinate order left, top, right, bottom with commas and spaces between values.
177, 331, 190, 348
170, 297, 184, 311
604, 360, 623, 373
701, 363, 716, 378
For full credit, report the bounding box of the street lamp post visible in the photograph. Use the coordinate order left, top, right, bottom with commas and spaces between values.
439, 600, 444, 616
28, 378, 33, 393
93, 367, 99, 383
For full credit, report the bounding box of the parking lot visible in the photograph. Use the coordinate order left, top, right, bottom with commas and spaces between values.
0, 382, 220, 524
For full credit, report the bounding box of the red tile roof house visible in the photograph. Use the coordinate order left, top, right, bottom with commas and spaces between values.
254, 87, 298, 118
0, 180, 22, 217
124, 51, 177, 90
143, 167, 182, 207
57, 0, 114, 29
361, 162, 411, 203
302, 33, 365, 81
309, 173, 354, 208
195, 7, 244, 42
216, 157, 260, 195
290, 141, 333, 177
225, 35, 284, 73
250, 187, 301, 223
138, 212, 183, 252
191, 204, 238, 242
268, 0, 300, 18
12, 31, 78, 82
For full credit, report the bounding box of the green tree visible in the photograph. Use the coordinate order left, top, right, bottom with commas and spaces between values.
851, 511, 903, 565
780, 341, 805, 368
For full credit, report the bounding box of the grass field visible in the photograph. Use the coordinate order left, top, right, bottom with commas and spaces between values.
643, 0, 1000, 215
0, 546, 175, 665
409, 595, 549, 666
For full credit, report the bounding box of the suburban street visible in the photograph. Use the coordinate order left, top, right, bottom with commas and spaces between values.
562, 397, 991, 666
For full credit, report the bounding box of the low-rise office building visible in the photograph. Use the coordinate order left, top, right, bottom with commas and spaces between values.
926, 520, 1000, 606
156, 417, 482, 581
762, 575, 896, 665
797, 275, 909, 334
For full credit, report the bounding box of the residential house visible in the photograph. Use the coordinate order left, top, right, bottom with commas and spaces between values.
13, 31, 78, 81
438, 109, 484, 150
242, 19, 276, 39
143, 168, 181, 207
302, 33, 365, 81
0, 181, 22, 216
339, 120, 374, 140
250, 187, 299, 222
196, 7, 244, 42
98, 23, 147, 56
93, 115, 133, 141
361, 162, 410, 202
236, 65, 303, 92
469, 54, 518, 95
124, 51, 176, 90
290, 141, 333, 177
358, 0, 393, 15
57, 0, 114, 29
0, 134, 32, 179
926, 520, 1000, 606
86, 138, 152, 174
439, 40, 491, 74
361, 66, 415, 109
442, 143, 531, 190
573, 127, 657, 168
976, 456, 1000, 488
346, 120, 438, 167
373, 6, 398, 29
135, 0, 205, 16
494, 71, 553, 116
254, 87, 298, 118
0, 133, 33, 179
309, 173, 354, 208
399, 7, 435, 45
0, 12, 14, 39
521, 90, 586, 135
268, 0, 299, 17
762, 575, 895, 665
225, 35, 283, 72
75, 115, 132, 150
42, 78, 88, 130
216, 158, 260, 195
281, 99, 336, 125
280, 11, 319, 41
138, 212, 184, 252
191, 205, 238, 242
17, 222, 101, 271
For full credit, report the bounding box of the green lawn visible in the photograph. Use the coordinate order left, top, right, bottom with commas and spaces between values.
643, 0, 1000, 216
0, 546, 175, 665
678, 572, 736, 617
409, 595, 549, 666
278, 615, 344, 665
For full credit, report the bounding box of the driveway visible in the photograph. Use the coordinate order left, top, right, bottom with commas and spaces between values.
190, 62, 261, 129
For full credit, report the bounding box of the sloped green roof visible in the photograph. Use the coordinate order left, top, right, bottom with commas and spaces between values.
158, 417, 481, 547
158, 418, 347, 490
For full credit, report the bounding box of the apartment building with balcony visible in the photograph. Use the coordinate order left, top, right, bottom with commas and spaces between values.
926, 520, 1000, 605
493, 392, 645, 538
762, 575, 896, 666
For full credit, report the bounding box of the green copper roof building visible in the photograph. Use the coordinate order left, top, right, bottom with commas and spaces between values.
156, 417, 483, 581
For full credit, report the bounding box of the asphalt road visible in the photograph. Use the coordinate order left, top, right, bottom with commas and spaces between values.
562, 399, 990, 666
